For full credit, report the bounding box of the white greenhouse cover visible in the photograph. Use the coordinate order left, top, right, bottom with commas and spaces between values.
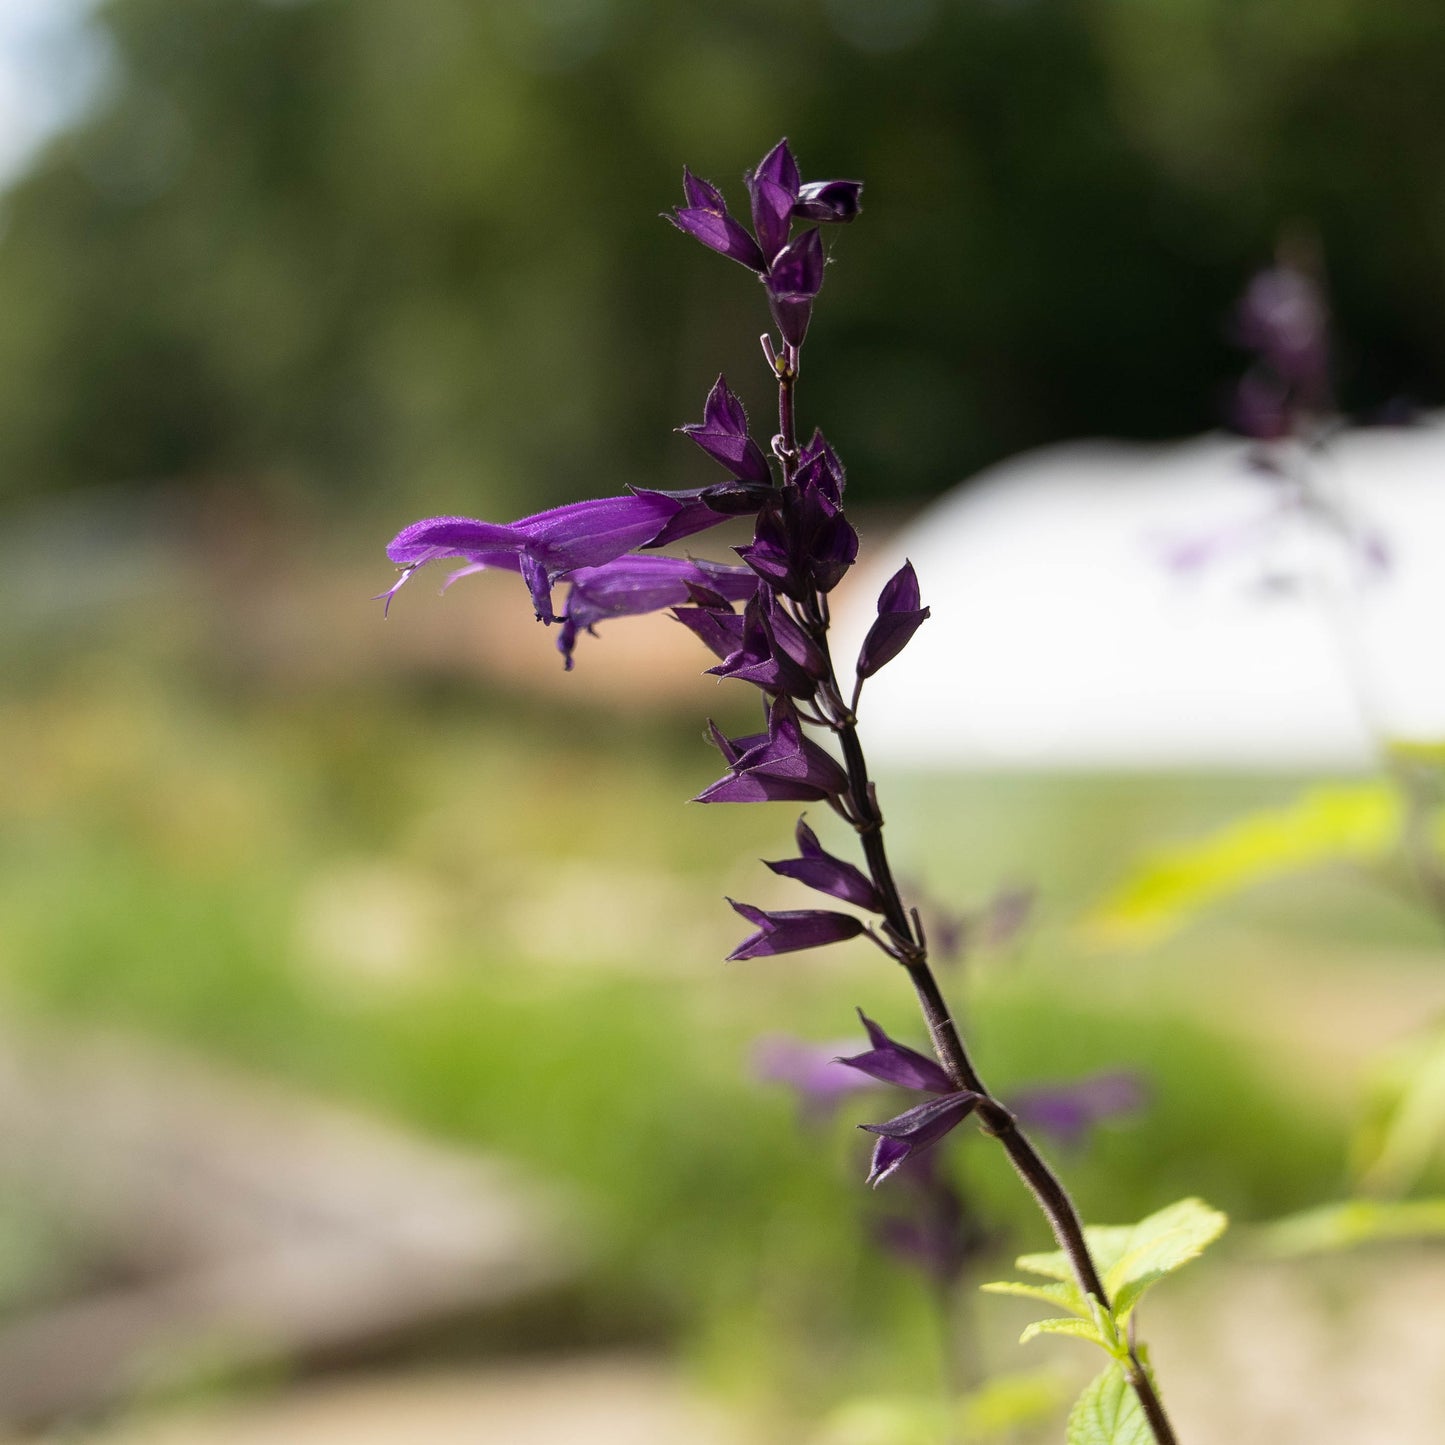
835, 422, 1445, 770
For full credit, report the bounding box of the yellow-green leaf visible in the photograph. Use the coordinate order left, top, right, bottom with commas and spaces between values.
979, 1277, 1089, 1317
1066, 1362, 1153, 1445
1262, 1197, 1445, 1256
1086, 782, 1400, 948
1020, 1316, 1105, 1347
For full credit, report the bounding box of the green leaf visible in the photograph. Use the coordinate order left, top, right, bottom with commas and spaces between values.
1085, 782, 1400, 947
1103, 1198, 1229, 1320
1003, 1199, 1227, 1324
1066, 1362, 1153, 1445
1020, 1316, 1105, 1347
979, 1277, 1089, 1316
1262, 1197, 1445, 1256
958, 1369, 1072, 1438
1353, 1025, 1445, 1195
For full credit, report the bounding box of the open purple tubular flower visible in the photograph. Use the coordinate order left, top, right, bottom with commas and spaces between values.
384, 491, 722, 623
726, 899, 865, 961
857, 560, 930, 680
837, 1010, 980, 1186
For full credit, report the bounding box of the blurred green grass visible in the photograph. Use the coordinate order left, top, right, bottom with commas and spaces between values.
6, 637, 1424, 1417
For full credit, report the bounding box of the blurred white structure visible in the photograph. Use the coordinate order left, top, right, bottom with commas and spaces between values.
836, 420, 1445, 770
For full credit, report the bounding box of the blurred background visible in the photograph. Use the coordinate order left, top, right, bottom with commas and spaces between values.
4, 1, 1445, 1441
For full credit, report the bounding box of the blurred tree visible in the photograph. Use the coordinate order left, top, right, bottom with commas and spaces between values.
0, 0, 1441, 513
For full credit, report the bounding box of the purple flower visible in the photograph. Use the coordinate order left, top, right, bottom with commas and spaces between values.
383, 491, 722, 622
695, 695, 850, 804
726, 899, 865, 960
873, 1151, 991, 1286
668, 167, 767, 273
707, 586, 828, 698
678, 375, 772, 486
856, 560, 930, 679
765, 817, 883, 912
860, 1093, 982, 1187
754, 1034, 875, 1121
667, 141, 861, 347
794, 178, 864, 224
736, 480, 857, 601
1229, 261, 1332, 439
554, 555, 756, 669
1013, 1072, 1147, 1152
838, 1010, 954, 1093
747, 139, 802, 265
837, 1011, 979, 1186
765, 227, 825, 348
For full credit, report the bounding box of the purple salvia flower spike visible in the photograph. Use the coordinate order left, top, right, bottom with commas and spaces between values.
678, 375, 772, 485
861, 1091, 981, 1187
726, 899, 865, 960
838, 1009, 954, 1093
857, 559, 931, 679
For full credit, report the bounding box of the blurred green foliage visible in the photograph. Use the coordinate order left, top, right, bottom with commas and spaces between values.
2, 0, 1444, 515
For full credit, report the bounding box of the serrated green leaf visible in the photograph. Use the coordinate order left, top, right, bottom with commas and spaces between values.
1020, 1316, 1105, 1347
1066, 1362, 1153, 1445
1001, 1199, 1227, 1323
1105, 1198, 1229, 1319
980, 1277, 1089, 1316
1085, 782, 1400, 948
1262, 1197, 1445, 1256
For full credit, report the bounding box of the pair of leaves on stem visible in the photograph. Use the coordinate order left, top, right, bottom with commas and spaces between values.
983, 1197, 1227, 1445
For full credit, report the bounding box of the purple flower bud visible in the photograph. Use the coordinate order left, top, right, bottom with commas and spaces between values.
726, 899, 865, 960
793, 178, 863, 224
861, 1091, 981, 1186
765, 228, 825, 348
747, 140, 801, 264
838, 1010, 954, 1093
668, 167, 767, 273
766, 820, 882, 912
695, 696, 850, 804
708, 588, 820, 698
857, 560, 930, 679
736, 487, 858, 601
796, 430, 846, 504
677, 375, 772, 485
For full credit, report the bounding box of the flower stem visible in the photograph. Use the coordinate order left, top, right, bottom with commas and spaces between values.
779, 353, 1178, 1445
